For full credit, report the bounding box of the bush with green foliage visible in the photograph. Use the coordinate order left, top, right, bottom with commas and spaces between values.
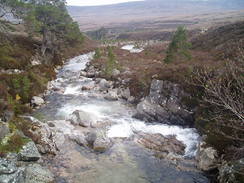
164, 26, 192, 63
104, 47, 117, 77
94, 48, 102, 59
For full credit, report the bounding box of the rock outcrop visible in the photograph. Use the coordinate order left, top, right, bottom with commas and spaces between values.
24, 164, 55, 183
17, 141, 41, 162
134, 80, 194, 126
196, 142, 218, 171
20, 116, 57, 155
0, 158, 25, 183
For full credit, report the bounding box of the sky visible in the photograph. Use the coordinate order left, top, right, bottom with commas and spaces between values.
66, 0, 144, 6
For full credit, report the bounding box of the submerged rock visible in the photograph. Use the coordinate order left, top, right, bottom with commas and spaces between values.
18, 141, 41, 162
0, 158, 25, 183
134, 80, 194, 126
24, 164, 54, 183
136, 132, 186, 156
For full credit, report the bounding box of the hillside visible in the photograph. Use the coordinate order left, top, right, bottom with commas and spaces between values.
68, 0, 244, 32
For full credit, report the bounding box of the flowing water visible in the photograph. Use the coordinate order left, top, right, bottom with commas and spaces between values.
34, 52, 209, 183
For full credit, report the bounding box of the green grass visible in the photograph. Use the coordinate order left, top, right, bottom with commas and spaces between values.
0, 132, 30, 154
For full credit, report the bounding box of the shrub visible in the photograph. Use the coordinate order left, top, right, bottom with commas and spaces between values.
0, 132, 30, 154
94, 48, 101, 59
104, 46, 117, 77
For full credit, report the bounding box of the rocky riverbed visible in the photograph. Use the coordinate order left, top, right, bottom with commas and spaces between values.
0, 52, 215, 183
34, 52, 212, 183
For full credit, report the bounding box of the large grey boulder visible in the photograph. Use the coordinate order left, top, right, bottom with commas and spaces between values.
0, 158, 25, 183
18, 141, 41, 162
98, 79, 111, 90
120, 88, 131, 100
134, 80, 194, 126
24, 164, 54, 183
0, 123, 9, 140
69, 110, 94, 127
31, 96, 45, 107
69, 134, 86, 146
196, 142, 218, 171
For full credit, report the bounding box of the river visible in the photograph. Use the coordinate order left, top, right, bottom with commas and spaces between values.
33, 52, 209, 183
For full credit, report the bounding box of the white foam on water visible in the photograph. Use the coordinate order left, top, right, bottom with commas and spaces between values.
57, 103, 112, 121
63, 52, 94, 72
108, 118, 200, 157
121, 45, 144, 53
54, 51, 200, 157
64, 85, 81, 95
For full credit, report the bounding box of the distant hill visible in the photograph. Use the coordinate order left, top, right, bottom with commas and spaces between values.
67, 0, 244, 31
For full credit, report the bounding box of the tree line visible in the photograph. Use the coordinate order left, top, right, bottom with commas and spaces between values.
0, 0, 84, 60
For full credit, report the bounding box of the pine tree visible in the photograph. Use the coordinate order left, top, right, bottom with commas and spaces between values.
164, 26, 191, 63
104, 46, 116, 77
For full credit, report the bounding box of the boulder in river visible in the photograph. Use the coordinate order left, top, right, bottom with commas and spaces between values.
0, 158, 25, 183
93, 130, 111, 153
70, 110, 95, 127
136, 132, 186, 156
17, 141, 41, 162
119, 88, 131, 100
134, 80, 194, 126
104, 90, 118, 101
69, 134, 86, 146
31, 96, 45, 107
24, 164, 54, 183
98, 79, 111, 90
85, 130, 111, 153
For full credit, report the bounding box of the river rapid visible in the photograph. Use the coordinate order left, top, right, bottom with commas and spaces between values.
33, 52, 209, 183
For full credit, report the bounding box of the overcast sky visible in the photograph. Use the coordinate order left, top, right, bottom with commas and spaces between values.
66, 0, 144, 6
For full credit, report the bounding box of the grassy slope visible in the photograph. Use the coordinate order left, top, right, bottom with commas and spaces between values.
0, 25, 97, 117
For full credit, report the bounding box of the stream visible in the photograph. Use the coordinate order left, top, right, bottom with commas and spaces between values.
33, 52, 209, 183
